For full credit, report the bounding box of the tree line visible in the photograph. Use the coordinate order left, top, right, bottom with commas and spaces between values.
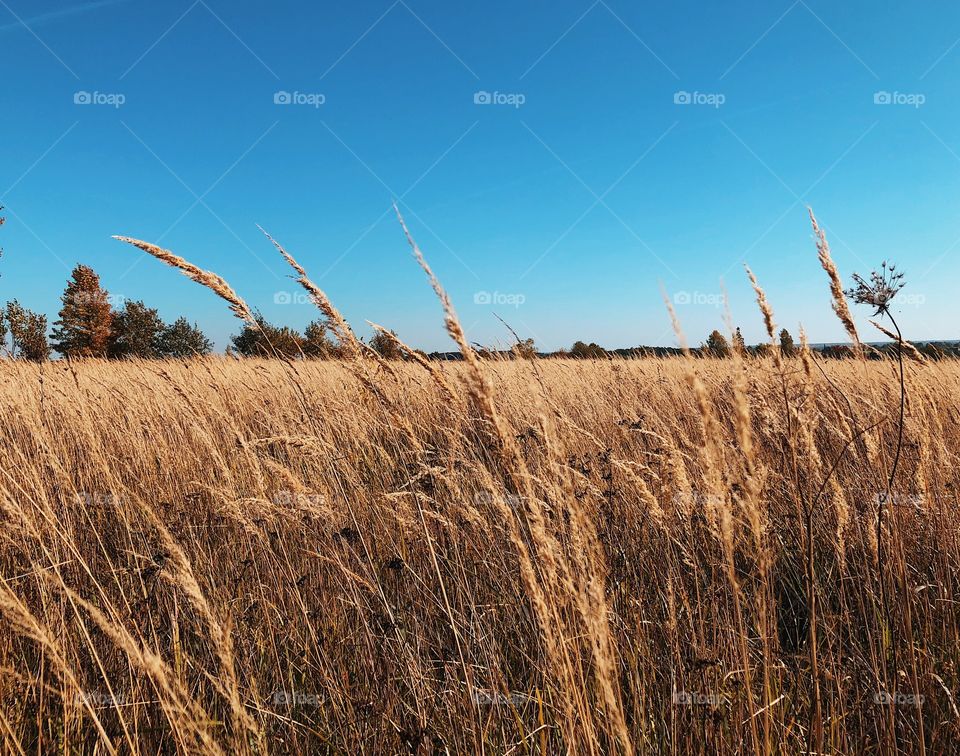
1, 265, 212, 361
0, 262, 358, 362
3, 260, 957, 362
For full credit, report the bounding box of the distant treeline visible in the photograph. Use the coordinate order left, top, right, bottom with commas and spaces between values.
0, 265, 212, 361
1, 263, 954, 362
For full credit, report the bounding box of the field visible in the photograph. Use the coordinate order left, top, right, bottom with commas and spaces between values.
0, 351, 956, 754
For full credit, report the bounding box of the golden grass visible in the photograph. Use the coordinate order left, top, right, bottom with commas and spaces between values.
0, 352, 958, 753
0, 215, 953, 753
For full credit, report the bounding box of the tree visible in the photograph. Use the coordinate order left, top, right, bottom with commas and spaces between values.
570, 340, 606, 359
303, 320, 339, 359
732, 327, 746, 355
368, 329, 402, 359
231, 315, 303, 357
704, 330, 730, 358
108, 300, 165, 359
512, 338, 537, 360
5, 300, 49, 361
51, 265, 113, 357
157, 317, 213, 358
779, 328, 796, 357
0, 309, 7, 356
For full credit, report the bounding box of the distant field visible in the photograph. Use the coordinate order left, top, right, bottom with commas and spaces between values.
0, 355, 955, 753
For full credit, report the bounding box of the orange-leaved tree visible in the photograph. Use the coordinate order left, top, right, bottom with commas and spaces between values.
51, 264, 114, 357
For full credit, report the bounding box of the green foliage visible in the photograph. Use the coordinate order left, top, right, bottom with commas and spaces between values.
512, 338, 537, 359
157, 317, 213, 358
779, 328, 796, 358
231, 314, 304, 357
368, 329, 402, 359
570, 340, 607, 359
303, 320, 340, 359
4, 300, 49, 362
732, 327, 746, 355
108, 300, 165, 359
755, 342, 773, 358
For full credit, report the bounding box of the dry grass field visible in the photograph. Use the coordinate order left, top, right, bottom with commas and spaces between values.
0, 349, 957, 754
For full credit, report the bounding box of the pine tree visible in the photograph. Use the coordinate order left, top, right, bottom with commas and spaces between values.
705, 329, 730, 358
779, 328, 796, 358
732, 327, 746, 355
108, 300, 165, 359
157, 317, 213, 358
51, 265, 113, 357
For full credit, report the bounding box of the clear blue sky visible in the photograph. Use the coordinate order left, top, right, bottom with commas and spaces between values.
2, 0, 959, 351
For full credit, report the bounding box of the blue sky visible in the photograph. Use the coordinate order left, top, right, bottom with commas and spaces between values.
2, 0, 959, 351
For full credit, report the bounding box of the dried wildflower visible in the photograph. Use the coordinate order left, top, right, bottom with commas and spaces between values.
846, 260, 909, 627
844, 261, 905, 316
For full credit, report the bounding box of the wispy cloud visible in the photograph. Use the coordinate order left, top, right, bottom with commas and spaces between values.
0, 0, 130, 34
